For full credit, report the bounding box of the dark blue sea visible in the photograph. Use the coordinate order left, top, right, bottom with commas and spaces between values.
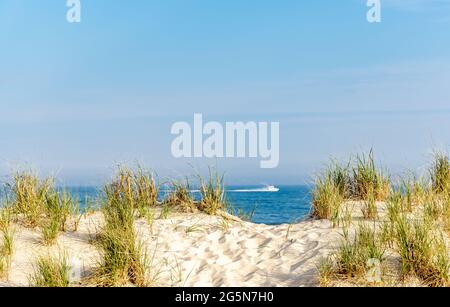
65, 185, 312, 225
224, 186, 312, 224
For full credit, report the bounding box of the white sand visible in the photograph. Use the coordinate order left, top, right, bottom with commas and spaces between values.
1, 211, 342, 287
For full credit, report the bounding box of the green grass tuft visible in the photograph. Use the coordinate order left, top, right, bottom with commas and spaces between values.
8, 171, 52, 227
29, 254, 71, 287
351, 150, 390, 201
393, 213, 449, 286
311, 165, 344, 225
333, 224, 385, 279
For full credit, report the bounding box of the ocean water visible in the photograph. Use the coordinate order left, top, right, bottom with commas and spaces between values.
66, 185, 312, 225
0, 186, 312, 225
224, 186, 312, 225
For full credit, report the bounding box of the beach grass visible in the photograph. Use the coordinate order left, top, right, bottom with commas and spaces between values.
93, 222, 148, 287
0, 255, 6, 279
1, 228, 14, 259
5, 171, 81, 245
333, 223, 385, 279
29, 253, 71, 287
361, 187, 378, 220
398, 175, 430, 213
311, 165, 344, 225
322, 154, 450, 287
198, 168, 226, 215
40, 189, 80, 245
430, 152, 450, 194
47, 190, 80, 232
351, 150, 390, 201
92, 169, 149, 287
318, 256, 334, 286
102, 183, 135, 230
8, 171, 52, 228
41, 218, 60, 246
0, 208, 15, 279
105, 166, 159, 216
134, 167, 159, 209
393, 213, 449, 286
159, 203, 171, 219
1, 156, 449, 287
380, 193, 404, 247
327, 160, 351, 199
443, 197, 450, 234
423, 193, 445, 221
312, 152, 389, 223
164, 179, 196, 213
319, 223, 386, 285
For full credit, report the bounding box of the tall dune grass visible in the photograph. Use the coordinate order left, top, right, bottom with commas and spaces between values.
46, 190, 80, 232
351, 150, 390, 201
324, 224, 385, 280
8, 172, 52, 227
328, 160, 351, 199
322, 150, 450, 286
94, 231, 145, 287
312, 152, 389, 223
311, 161, 348, 225
198, 168, 226, 215
40, 190, 79, 245
0, 208, 14, 278
93, 168, 149, 286
393, 213, 449, 286
103, 182, 136, 230
94, 223, 148, 286
312, 175, 343, 224
430, 153, 450, 194
105, 166, 159, 215
6, 171, 80, 245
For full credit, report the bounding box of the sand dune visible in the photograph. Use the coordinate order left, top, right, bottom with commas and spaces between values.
1, 211, 342, 287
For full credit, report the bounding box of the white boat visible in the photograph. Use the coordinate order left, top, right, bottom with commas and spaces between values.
263, 185, 279, 192
227, 185, 280, 193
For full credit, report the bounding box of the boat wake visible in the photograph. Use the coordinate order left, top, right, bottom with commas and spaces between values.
228, 185, 280, 193
162, 186, 280, 193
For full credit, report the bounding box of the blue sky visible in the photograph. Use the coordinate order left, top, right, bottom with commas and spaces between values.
1, 0, 450, 185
